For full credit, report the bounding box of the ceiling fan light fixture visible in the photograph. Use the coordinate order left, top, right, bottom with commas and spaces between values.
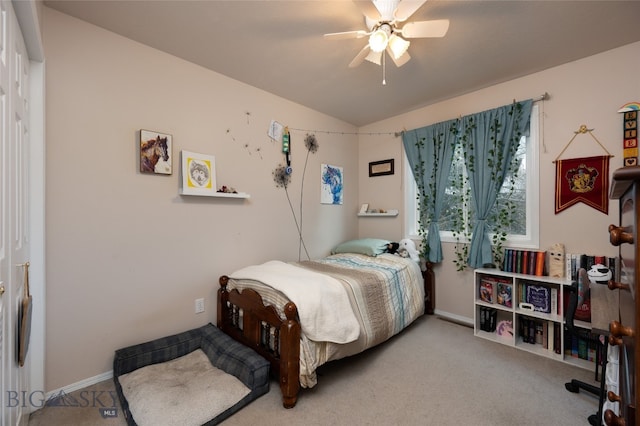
368, 25, 390, 52
388, 34, 410, 60
330, 0, 449, 71
365, 49, 383, 65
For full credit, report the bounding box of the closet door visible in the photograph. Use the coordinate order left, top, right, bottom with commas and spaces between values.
0, 1, 11, 422
0, 0, 32, 424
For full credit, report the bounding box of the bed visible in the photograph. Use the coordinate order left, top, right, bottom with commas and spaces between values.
217, 239, 432, 408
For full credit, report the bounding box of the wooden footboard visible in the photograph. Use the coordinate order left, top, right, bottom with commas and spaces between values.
217, 275, 301, 408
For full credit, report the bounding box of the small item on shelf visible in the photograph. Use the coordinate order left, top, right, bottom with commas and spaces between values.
496, 320, 513, 338
519, 302, 534, 311
548, 243, 565, 278
217, 185, 238, 194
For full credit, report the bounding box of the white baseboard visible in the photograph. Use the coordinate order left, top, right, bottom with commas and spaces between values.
433, 309, 473, 327
45, 371, 113, 400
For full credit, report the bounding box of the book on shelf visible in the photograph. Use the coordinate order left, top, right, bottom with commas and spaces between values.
535, 322, 544, 345
528, 319, 535, 344
528, 251, 537, 275
479, 307, 497, 332
518, 317, 559, 354
578, 337, 588, 359
535, 251, 545, 276
479, 278, 495, 303
563, 329, 603, 363
525, 284, 551, 314
501, 248, 547, 276
496, 281, 513, 308
550, 288, 558, 316
571, 334, 578, 358
588, 339, 596, 362
565, 252, 619, 282
554, 322, 561, 354
608, 257, 618, 282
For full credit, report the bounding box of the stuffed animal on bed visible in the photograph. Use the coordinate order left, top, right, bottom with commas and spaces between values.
397, 239, 420, 262
386, 242, 400, 255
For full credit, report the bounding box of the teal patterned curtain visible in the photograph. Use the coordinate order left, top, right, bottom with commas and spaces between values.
402, 119, 458, 263
461, 100, 533, 268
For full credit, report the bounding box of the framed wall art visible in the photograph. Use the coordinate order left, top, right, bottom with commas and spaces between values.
180, 150, 217, 196
321, 164, 343, 205
368, 159, 394, 177
140, 129, 172, 174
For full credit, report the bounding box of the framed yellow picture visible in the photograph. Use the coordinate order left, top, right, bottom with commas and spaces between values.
180, 150, 216, 196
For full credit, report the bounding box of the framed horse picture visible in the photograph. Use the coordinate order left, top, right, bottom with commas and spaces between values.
140, 129, 172, 174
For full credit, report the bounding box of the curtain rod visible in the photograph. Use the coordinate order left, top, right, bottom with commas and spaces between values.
514, 92, 548, 104
396, 93, 549, 137
532, 92, 548, 102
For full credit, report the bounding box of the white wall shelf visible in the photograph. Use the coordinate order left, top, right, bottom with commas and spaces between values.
179, 190, 250, 199
357, 209, 398, 217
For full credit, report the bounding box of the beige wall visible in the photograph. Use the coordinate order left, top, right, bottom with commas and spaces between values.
358, 41, 640, 322
43, 7, 359, 391
43, 4, 640, 392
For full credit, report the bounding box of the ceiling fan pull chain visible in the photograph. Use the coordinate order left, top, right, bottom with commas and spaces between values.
382, 53, 386, 85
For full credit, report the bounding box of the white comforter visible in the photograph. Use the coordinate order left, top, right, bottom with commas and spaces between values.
229, 260, 360, 344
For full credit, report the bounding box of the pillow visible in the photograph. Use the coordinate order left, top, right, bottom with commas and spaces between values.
331, 238, 391, 257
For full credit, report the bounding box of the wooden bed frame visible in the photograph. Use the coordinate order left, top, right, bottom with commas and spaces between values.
216, 263, 435, 408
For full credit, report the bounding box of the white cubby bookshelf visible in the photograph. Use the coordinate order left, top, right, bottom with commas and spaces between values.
473, 268, 593, 370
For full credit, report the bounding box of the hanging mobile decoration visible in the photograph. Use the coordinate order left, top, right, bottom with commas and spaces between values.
618, 102, 640, 166
283, 126, 292, 174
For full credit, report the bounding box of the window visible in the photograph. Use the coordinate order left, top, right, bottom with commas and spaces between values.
404, 105, 539, 248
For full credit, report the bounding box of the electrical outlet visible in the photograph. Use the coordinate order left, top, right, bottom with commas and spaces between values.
195, 298, 205, 314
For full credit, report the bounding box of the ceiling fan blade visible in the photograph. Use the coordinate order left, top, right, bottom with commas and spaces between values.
401, 19, 450, 38
352, 0, 381, 21
394, 0, 427, 22
324, 30, 369, 40
387, 46, 411, 67
349, 45, 371, 68
365, 49, 383, 65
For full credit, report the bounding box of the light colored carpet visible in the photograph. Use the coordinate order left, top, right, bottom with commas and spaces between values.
29, 316, 599, 425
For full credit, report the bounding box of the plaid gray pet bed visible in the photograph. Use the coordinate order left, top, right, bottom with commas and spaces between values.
113, 323, 270, 425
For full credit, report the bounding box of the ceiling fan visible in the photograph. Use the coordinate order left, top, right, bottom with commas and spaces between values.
324, 0, 449, 69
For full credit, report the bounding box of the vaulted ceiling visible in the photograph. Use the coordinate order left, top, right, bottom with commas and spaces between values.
44, 0, 640, 126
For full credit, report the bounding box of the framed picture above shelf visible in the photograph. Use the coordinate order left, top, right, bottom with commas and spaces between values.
368, 159, 394, 177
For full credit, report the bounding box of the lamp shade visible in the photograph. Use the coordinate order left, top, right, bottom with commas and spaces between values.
388, 34, 410, 60
369, 25, 391, 52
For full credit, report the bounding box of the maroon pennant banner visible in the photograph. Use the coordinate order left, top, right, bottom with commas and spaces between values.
555, 155, 610, 214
